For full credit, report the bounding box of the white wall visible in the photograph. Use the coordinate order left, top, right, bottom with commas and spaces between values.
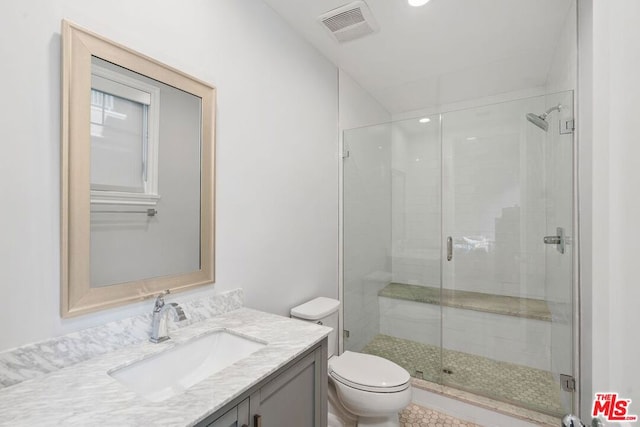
391, 87, 547, 123
546, 1, 578, 95
580, 0, 640, 421
339, 70, 391, 131
577, 0, 595, 419
0, 0, 338, 352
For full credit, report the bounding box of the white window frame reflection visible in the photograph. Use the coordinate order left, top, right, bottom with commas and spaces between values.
90, 64, 160, 207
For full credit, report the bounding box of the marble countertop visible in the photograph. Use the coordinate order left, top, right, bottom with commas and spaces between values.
0, 308, 330, 427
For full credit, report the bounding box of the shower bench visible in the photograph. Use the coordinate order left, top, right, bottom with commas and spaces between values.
378, 282, 552, 321
370, 281, 560, 372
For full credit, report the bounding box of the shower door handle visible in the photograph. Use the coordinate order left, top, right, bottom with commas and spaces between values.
544, 227, 565, 254
446, 236, 453, 261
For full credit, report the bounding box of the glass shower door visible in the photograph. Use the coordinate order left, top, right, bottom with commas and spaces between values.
342, 92, 575, 418
543, 90, 575, 416
343, 116, 443, 385
342, 123, 393, 355
440, 94, 574, 417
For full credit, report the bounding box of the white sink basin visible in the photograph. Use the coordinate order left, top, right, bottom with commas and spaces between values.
109, 330, 266, 402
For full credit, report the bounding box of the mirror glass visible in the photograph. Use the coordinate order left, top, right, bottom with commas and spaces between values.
61, 21, 215, 316
89, 57, 202, 288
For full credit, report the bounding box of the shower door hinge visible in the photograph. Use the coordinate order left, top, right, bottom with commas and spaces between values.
342, 150, 350, 159
560, 374, 576, 392
560, 119, 575, 135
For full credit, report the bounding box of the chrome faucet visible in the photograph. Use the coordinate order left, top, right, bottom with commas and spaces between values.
149, 291, 187, 343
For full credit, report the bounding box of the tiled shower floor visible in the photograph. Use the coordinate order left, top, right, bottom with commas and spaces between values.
361, 334, 564, 417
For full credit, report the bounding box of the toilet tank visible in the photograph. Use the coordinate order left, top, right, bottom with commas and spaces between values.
290, 297, 340, 357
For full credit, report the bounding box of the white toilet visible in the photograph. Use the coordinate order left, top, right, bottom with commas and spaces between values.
291, 297, 412, 427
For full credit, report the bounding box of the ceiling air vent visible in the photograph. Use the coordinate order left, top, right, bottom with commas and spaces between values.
319, 1, 379, 43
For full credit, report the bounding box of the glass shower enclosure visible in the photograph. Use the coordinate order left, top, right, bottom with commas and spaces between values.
342, 92, 575, 417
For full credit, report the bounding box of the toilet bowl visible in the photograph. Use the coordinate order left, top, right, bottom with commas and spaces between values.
291, 298, 412, 427
330, 351, 411, 417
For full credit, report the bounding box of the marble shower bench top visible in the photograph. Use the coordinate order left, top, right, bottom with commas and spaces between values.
379, 282, 552, 321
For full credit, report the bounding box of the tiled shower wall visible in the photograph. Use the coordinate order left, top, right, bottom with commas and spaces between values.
443, 99, 548, 300
391, 119, 441, 287
391, 98, 549, 301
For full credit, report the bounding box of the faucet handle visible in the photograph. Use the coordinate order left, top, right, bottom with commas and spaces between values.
153, 290, 171, 309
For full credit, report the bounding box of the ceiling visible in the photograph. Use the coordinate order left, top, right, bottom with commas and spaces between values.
262, 0, 573, 115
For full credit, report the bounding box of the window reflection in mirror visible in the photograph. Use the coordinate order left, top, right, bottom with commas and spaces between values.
89, 57, 202, 288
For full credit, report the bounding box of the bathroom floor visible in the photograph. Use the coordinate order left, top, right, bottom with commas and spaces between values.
362, 334, 564, 417
400, 403, 481, 427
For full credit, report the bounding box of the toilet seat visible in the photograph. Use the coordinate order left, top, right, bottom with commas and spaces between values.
329, 351, 410, 393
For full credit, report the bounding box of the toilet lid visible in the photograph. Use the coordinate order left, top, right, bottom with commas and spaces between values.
328, 351, 410, 393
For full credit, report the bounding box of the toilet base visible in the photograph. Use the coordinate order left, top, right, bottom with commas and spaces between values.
328, 408, 400, 427
356, 414, 400, 427
328, 381, 357, 427
328, 380, 403, 427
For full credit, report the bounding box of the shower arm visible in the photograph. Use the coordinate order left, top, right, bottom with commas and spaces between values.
540, 104, 562, 120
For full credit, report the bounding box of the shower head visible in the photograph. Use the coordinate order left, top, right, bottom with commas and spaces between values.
526, 113, 550, 131
526, 104, 562, 132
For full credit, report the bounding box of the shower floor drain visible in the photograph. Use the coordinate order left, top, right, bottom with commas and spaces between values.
442, 368, 454, 375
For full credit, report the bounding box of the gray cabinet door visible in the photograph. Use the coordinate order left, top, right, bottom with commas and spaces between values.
251, 346, 327, 427
200, 340, 328, 427
208, 398, 249, 427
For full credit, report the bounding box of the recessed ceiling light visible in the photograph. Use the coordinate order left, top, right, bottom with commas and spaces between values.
466, 136, 477, 141
419, 117, 431, 123
408, 0, 431, 7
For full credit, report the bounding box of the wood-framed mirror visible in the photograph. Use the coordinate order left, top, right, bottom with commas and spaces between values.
61, 20, 215, 317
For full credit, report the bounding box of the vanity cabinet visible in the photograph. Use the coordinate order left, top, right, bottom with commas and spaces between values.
202, 339, 328, 427
207, 398, 249, 427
